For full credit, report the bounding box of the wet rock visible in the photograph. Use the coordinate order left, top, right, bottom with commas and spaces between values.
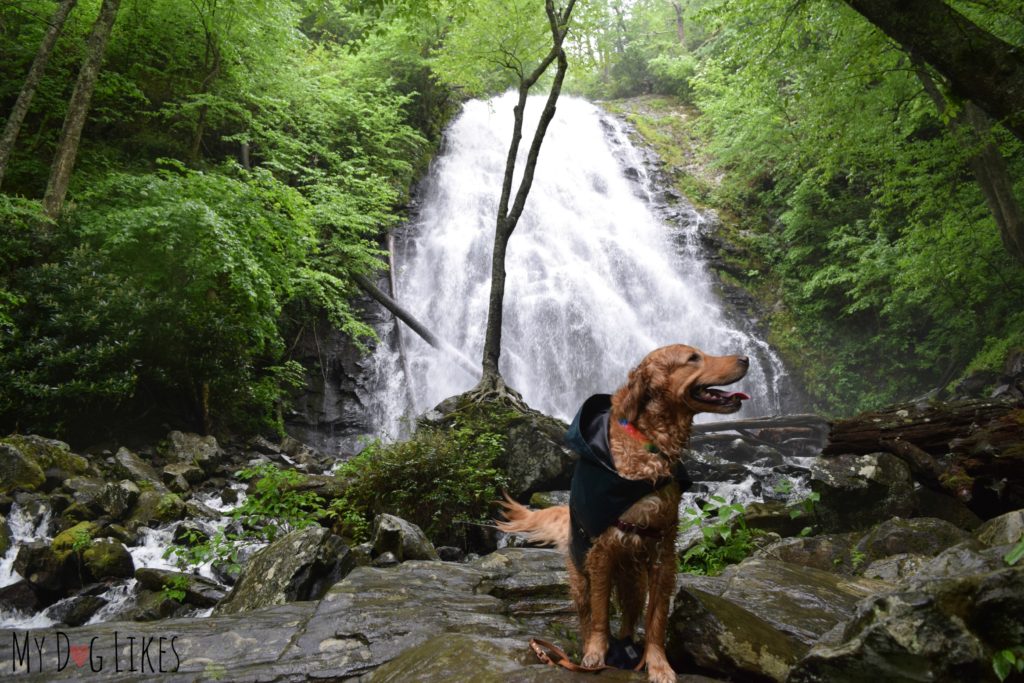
854, 517, 974, 565
436, 546, 465, 562
172, 521, 210, 546
82, 540, 134, 580
0, 442, 46, 493
45, 595, 108, 627
163, 461, 204, 487
908, 542, 1009, 583
528, 490, 569, 508
861, 553, 927, 583
0, 513, 9, 556
666, 558, 886, 681
13, 541, 75, 595
473, 548, 572, 633
51, 521, 102, 560
788, 565, 1024, 683
128, 588, 192, 621
0, 580, 40, 613
372, 551, 400, 567
183, 498, 220, 520
215, 526, 352, 615
164, 430, 224, 474
810, 452, 915, 532
249, 435, 281, 455
61, 477, 106, 515
98, 480, 140, 520
745, 500, 811, 537
975, 508, 1024, 547
127, 490, 186, 528
0, 436, 89, 496
220, 488, 239, 506
371, 514, 440, 562
112, 447, 168, 493
135, 568, 227, 608
754, 533, 860, 573
914, 486, 982, 530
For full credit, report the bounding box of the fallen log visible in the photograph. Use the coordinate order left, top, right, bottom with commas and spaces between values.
823, 398, 1019, 456
824, 397, 1024, 516
692, 414, 830, 434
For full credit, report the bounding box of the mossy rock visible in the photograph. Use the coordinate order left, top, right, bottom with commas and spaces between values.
83, 540, 135, 580
0, 514, 10, 556
1, 434, 89, 476
51, 521, 102, 561
128, 490, 186, 528
0, 443, 46, 494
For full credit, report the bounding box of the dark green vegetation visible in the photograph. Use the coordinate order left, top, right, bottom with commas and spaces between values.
2, 0, 1022, 444
590, 0, 1024, 415
329, 403, 511, 545
0, 0, 448, 440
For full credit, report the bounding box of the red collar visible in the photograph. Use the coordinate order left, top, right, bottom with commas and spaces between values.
617, 418, 661, 454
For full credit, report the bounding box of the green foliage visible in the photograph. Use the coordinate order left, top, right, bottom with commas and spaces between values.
850, 548, 866, 572
993, 646, 1024, 682
234, 462, 325, 542
788, 491, 820, 537
0, 0, 442, 441
164, 462, 324, 572
327, 410, 510, 545
160, 574, 190, 604
70, 528, 94, 554
1005, 533, 1024, 567
679, 495, 759, 576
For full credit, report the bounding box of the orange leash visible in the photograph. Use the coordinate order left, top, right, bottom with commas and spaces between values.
528, 638, 613, 673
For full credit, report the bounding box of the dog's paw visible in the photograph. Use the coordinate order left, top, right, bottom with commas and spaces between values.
580, 649, 606, 669
646, 660, 676, 683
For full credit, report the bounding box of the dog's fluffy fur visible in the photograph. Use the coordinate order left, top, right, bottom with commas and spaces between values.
498, 344, 749, 683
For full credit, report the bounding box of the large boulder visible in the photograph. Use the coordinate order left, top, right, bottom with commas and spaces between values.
163, 430, 224, 474
215, 526, 353, 615
371, 514, 439, 562
421, 396, 575, 497
126, 490, 186, 528
810, 452, 915, 532
97, 480, 140, 521
754, 533, 860, 573
82, 540, 134, 580
111, 447, 168, 493
135, 567, 227, 608
788, 564, 1024, 682
666, 558, 887, 682
0, 443, 45, 494
0, 436, 90, 495
854, 517, 974, 566
44, 594, 108, 627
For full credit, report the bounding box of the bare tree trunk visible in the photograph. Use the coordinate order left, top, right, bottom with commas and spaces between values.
670, 1, 686, 46
189, 39, 221, 163
843, 0, 1024, 143
914, 61, 1024, 265
0, 0, 78, 189
477, 0, 576, 393
41, 0, 121, 220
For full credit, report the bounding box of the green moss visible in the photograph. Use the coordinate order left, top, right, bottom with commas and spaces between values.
52, 521, 101, 561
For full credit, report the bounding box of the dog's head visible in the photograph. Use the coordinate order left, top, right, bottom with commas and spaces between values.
617, 344, 750, 422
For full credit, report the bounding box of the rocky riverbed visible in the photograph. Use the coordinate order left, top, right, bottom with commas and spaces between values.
2, 395, 1023, 682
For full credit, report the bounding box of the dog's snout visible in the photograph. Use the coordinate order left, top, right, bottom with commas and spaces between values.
737, 355, 749, 366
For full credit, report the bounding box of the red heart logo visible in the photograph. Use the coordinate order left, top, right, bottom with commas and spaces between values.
70, 644, 89, 668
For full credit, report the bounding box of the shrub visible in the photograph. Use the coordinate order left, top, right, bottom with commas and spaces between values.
328, 410, 510, 546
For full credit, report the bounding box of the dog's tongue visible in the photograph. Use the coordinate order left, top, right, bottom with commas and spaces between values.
722, 391, 751, 401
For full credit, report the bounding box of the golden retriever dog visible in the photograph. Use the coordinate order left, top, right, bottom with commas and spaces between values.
498, 344, 749, 683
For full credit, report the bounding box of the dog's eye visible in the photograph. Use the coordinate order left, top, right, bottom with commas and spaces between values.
688, 353, 701, 363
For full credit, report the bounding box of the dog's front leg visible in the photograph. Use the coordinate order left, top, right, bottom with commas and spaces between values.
580, 545, 614, 668
640, 540, 678, 683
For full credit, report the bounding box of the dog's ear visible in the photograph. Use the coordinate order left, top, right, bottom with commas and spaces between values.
619, 364, 651, 423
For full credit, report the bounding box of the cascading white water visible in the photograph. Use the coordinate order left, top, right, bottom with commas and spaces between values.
376, 93, 786, 436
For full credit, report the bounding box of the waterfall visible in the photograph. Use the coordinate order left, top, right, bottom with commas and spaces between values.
373, 93, 786, 437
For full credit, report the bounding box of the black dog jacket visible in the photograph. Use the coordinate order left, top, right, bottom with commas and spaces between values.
566, 394, 692, 571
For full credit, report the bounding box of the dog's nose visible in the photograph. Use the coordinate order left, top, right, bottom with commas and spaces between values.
737, 355, 749, 366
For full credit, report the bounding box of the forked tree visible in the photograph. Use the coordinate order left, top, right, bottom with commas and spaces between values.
472, 0, 578, 403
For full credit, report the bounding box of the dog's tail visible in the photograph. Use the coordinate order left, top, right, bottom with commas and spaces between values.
495, 493, 570, 551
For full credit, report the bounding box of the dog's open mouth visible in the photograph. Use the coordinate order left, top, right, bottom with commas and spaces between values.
691, 385, 751, 407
